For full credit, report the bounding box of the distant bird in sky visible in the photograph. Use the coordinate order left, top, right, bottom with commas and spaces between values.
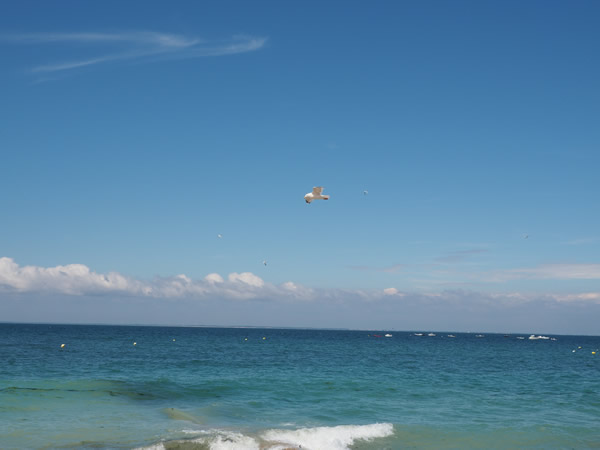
523, 234, 529, 239
304, 186, 330, 204
217, 234, 223, 239
263, 260, 267, 266
363, 190, 369, 196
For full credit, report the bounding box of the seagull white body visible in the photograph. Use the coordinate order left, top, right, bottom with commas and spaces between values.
304, 186, 330, 204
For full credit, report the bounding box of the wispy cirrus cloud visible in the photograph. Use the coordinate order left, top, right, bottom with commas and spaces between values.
556, 292, 600, 302
485, 263, 600, 282
562, 237, 599, 246
434, 248, 489, 264
348, 263, 406, 273
2, 31, 267, 74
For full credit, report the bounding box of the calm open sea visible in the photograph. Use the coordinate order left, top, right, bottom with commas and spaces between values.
0, 323, 599, 449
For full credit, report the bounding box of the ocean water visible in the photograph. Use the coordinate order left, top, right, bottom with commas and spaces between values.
1, 324, 599, 449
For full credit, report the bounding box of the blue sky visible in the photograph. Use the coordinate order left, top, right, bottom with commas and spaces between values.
1, 1, 599, 333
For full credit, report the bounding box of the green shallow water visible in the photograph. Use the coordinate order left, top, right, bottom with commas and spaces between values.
1, 324, 599, 449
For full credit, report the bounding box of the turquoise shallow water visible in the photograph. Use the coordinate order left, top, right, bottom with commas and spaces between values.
1, 323, 599, 449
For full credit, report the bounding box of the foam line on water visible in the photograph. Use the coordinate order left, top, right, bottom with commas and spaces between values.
147, 423, 394, 450
261, 423, 394, 450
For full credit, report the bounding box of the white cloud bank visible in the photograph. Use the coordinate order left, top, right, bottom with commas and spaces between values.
2, 31, 267, 74
0, 257, 318, 301
1, 258, 600, 307
3, 257, 600, 334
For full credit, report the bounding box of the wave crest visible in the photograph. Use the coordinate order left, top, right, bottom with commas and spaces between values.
261, 423, 394, 449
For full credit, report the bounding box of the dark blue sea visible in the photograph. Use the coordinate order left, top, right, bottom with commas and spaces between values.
1, 323, 599, 449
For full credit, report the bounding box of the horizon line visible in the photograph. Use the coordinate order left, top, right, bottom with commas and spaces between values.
1, 321, 596, 337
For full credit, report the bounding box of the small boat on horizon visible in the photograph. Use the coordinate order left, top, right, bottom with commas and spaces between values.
528, 335, 550, 340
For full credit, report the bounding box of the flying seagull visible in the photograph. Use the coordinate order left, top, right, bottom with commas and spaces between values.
217, 234, 223, 239
304, 186, 330, 204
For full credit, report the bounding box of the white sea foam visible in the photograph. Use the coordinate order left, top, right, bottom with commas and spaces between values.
146, 424, 393, 450
137, 430, 259, 450
134, 444, 165, 450
261, 423, 394, 450
191, 430, 260, 450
